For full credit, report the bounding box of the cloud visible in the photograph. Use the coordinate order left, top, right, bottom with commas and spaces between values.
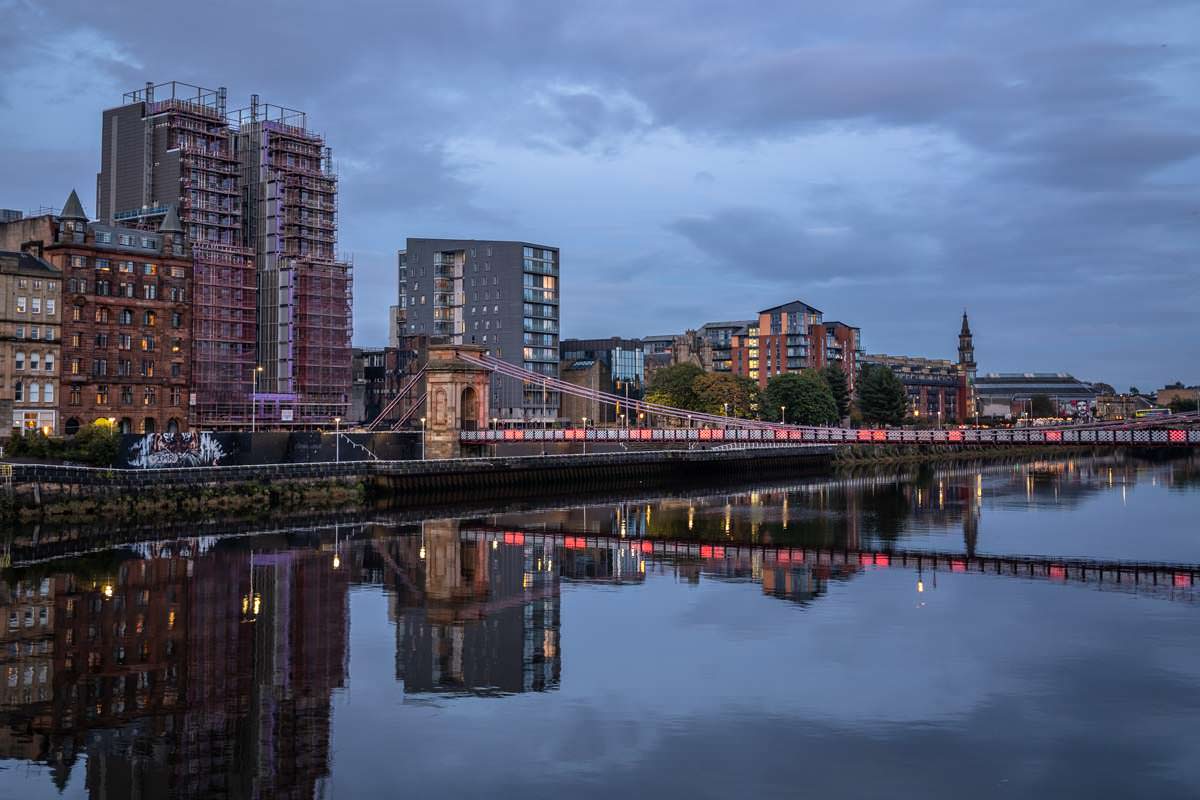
1, 0, 1198, 386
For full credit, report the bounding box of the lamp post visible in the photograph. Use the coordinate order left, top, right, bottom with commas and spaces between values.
780, 405, 787, 426
582, 416, 588, 455
334, 417, 341, 462
419, 416, 426, 460
491, 416, 498, 457
251, 365, 263, 433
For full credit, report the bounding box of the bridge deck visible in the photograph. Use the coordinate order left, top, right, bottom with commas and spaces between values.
463, 426, 1200, 446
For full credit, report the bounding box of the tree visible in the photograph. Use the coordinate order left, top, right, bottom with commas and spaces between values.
645, 363, 705, 411
857, 364, 907, 426
692, 372, 760, 418
70, 421, 121, 466
763, 371, 838, 425
820, 364, 850, 419
1129, 386, 1141, 396
1030, 394, 1056, 418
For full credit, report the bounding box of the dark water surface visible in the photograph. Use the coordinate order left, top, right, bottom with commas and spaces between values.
1, 455, 1198, 799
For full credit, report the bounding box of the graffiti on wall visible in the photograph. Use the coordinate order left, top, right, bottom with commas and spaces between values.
128, 433, 229, 469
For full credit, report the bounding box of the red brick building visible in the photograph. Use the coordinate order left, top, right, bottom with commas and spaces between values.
731, 301, 861, 389
0, 192, 192, 434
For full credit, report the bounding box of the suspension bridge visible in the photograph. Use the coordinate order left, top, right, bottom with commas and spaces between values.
367, 349, 1200, 451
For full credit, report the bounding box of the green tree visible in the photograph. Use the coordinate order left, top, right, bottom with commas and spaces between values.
70, 421, 121, 466
645, 363, 705, 410
1129, 386, 1141, 396
857, 364, 907, 426
820, 364, 850, 419
763, 371, 838, 425
1030, 394, 1056, 417
692, 372, 760, 418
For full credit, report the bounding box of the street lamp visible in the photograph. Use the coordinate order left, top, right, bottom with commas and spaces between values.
419, 416, 427, 460
334, 416, 341, 462
582, 416, 589, 455
780, 405, 787, 425
251, 365, 263, 433
491, 417, 498, 457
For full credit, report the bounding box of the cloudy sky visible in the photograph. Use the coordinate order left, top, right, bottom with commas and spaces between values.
2, 0, 1198, 389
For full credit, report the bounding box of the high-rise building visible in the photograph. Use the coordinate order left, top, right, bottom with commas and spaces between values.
731, 300, 862, 389
232, 97, 352, 422
398, 238, 560, 423
559, 336, 645, 423
96, 81, 255, 424
95, 81, 351, 426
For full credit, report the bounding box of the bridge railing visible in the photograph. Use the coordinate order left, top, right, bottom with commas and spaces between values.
462, 426, 1200, 446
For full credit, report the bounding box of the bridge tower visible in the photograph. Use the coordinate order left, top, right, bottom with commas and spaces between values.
423, 343, 491, 459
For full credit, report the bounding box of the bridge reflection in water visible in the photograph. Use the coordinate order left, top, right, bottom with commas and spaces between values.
0, 455, 1196, 798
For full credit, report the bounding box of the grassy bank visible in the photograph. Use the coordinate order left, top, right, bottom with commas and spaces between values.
5, 477, 366, 524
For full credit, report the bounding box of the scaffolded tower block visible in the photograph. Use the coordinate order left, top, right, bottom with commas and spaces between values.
233, 98, 352, 423
98, 82, 257, 424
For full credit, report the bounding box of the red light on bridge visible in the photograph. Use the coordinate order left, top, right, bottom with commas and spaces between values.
857, 430, 872, 442
1169, 430, 1186, 443
564, 536, 584, 549
1049, 565, 1066, 580
700, 546, 725, 559
1175, 573, 1192, 588
951, 559, 966, 573
777, 550, 791, 564
1045, 431, 1063, 442
947, 431, 963, 442
872, 430, 887, 441
875, 554, 890, 567
640, 541, 654, 553
503, 532, 525, 545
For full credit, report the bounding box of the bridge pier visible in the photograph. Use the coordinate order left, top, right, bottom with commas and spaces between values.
423, 344, 492, 459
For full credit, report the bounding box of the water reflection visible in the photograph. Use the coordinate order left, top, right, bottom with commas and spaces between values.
0, 454, 1196, 798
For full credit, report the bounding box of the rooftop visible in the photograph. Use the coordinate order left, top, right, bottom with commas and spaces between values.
0, 250, 59, 276
759, 299, 823, 316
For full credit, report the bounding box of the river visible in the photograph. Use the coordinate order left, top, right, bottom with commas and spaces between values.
1, 453, 1197, 799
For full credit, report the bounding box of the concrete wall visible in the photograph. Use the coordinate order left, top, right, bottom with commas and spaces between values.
118, 430, 419, 468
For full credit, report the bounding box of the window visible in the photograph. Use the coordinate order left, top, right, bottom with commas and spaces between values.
71, 256, 86, 268
29, 383, 39, 403
118, 234, 133, 246
143, 311, 157, 326
33, 280, 41, 290
170, 362, 181, 378
72, 306, 81, 322
143, 263, 157, 275
95, 333, 108, 348
170, 387, 182, 406
13, 381, 22, 402
14, 325, 23, 339
92, 359, 107, 376
44, 327, 54, 342
170, 338, 181, 353
141, 239, 154, 250
46, 299, 55, 316
144, 284, 157, 300
69, 358, 80, 375
119, 309, 133, 325
141, 336, 154, 352
117, 359, 131, 376
171, 312, 182, 328
95, 308, 109, 324
69, 387, 81, 406
96, 231, 112, 244
16, 297, 26, 313
96, 385, 108, 405
143, 388, 156, 406
96, 280, 111, 296
169, 266, 185, 278
43, 384, 53, 403
119, 334, 131, 350
28, 353, 38, 371
141, 360, 154, 377
31, 298, 41, 314
44, 354, 53, 373
121, 386, 133, 405
122, 283, 135, 298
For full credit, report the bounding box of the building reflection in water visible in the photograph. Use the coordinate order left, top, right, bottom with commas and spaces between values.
0, 455, 1188, 798
0, 543, 348, 799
